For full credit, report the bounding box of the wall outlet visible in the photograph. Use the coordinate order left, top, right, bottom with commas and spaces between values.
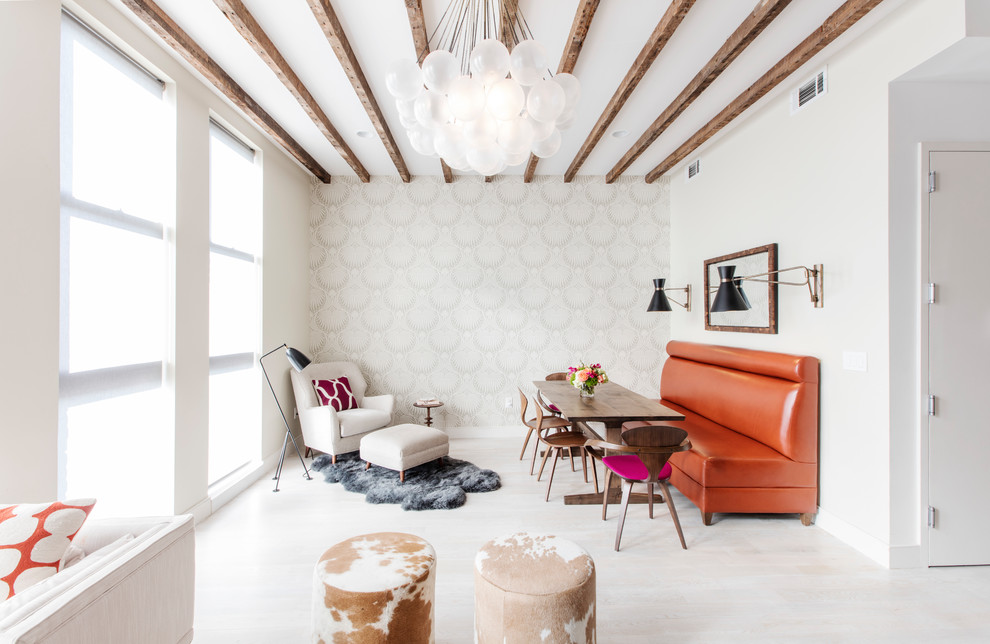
842, 351, 868, 372
504, 397, 512, 408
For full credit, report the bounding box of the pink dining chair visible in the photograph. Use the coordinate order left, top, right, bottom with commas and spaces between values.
586, 425, 691, 551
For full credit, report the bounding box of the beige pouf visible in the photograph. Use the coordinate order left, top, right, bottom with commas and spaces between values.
475, 532, 596, 643
360, 423, 449, 481
312, 532, 436, 643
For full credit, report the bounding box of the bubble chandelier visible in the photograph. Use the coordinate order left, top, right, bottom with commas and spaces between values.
386, 0, 580, 176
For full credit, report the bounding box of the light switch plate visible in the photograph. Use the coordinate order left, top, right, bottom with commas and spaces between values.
842, 351, 868, 372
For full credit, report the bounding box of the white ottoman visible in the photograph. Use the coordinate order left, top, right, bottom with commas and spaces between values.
360, 424, 449, 482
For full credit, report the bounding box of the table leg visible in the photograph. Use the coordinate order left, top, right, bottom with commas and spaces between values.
424, 407, 433, 427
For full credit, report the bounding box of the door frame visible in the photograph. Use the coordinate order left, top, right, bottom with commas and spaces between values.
919, 141, 990, 566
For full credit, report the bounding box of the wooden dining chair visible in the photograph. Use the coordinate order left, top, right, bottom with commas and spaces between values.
536, 372, 568, 417
586, 425, 691, 551
534, 398, 599, 501
517, 387, 570, 474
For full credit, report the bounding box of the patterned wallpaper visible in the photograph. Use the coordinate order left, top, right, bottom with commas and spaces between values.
309, 175, 671, 428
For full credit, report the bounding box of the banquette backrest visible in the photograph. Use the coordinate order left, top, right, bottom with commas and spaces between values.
659, 341, 819, 463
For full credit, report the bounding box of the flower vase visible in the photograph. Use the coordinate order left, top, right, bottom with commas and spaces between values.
580, 386, 595, 399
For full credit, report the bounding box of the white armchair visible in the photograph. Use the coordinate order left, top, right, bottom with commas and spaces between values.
289, 361, 394, 462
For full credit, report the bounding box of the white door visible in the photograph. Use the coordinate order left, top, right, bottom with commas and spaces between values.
928, 149, 990, 566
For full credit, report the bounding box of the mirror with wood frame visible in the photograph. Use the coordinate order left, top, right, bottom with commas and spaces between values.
704, 243, 778, 334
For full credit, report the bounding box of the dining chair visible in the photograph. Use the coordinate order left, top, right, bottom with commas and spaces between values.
536, 371, 568, 417
534, 398, 599, 501
517, 387, 570, 473
586, 425, 691, 551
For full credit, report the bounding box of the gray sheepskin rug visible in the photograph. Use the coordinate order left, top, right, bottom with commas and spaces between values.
310, 453, 501, 510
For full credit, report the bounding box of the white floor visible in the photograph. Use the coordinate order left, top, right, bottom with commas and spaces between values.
193, 436, 990, 643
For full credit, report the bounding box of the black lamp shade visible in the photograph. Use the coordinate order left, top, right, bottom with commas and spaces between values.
711, 266, 750, 312
285, 346, 311, 372
733, 278, 752, 309
647, 278, 672, 312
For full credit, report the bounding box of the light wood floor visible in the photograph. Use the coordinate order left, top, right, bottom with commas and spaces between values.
194, 436, 990, 643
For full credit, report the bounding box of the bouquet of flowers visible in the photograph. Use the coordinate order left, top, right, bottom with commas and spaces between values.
568, 363, 608, 397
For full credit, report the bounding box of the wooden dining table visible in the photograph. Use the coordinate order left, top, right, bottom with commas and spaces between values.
533, 380, 685, 505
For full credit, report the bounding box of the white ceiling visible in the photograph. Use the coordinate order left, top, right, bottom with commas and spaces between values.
111, 0, 897, 180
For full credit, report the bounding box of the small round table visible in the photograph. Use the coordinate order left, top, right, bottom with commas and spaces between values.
413, 401, 444, 427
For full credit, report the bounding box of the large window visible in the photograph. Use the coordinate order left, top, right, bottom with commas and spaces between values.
208, 120, 262, 486
58, 11, 173, 516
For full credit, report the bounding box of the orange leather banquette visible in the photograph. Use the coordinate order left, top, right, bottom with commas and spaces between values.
625, 340, 820, 525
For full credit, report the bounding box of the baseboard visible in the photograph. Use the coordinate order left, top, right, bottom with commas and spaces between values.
888, 544, 924, 569
814, 507, 893, 568
445, 426, 519, 439
187, 497, 212, 525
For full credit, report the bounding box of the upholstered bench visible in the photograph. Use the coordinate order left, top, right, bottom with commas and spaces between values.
360, 424, 449, 482
474, 532, 596, 643
312, 532, 436, 643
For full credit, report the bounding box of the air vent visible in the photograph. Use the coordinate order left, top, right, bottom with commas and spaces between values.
686, 159, 701, 180
791, 68, 827, 113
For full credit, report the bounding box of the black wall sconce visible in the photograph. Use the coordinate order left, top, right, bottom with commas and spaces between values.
647, 278, 692, 312
711, 264, 823, 312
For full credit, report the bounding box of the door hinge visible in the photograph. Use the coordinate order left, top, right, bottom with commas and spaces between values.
928, 394, 937, 416
928, 505, 936, 528
929, 171, 936, 193
927, 282, 936, 304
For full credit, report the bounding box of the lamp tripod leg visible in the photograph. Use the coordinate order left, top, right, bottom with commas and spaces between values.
287, 429, 312, 480
272, 429, 290, 493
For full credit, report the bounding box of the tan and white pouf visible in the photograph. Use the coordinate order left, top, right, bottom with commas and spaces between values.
475, 532, 596, 643
360, 423, 449, 481
313, 532, 436, 643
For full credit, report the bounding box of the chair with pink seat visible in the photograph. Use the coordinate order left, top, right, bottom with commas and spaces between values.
586, 425, 691, 551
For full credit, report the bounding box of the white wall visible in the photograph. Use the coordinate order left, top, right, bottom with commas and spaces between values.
0, 0, 312, 514
887, 79, 990, 561
310, 176, 671, 428
0, 0, 62, 503
669, 0, 967, 565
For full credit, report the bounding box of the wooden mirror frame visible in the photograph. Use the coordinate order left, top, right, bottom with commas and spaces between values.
704, 243, 778, 334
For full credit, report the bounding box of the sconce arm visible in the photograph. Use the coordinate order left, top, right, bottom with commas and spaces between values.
740, 265, 824, 307
662, 284, 692, 312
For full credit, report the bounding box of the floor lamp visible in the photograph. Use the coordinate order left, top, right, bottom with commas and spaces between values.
260, 344, 313, 492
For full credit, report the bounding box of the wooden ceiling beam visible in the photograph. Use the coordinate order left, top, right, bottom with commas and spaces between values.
212, 0, 369, 182
606, 0, 792, 183
307, 0, 411, 182
404, 0, 453, 183
562, 0, 695, 183
645, 0, 883, 182
122, 0, 333, 183
523, 0, 601, 183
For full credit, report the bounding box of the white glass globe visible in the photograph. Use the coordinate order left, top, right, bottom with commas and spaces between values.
385, 59, 424, 101
470, 39, 510, 86
487, 78, 525, 121
447, 76, 486, 121
396, 97, 416, 120
497, 118, 534, 156
553, 72, 581, 112
527, 114, 555, 141
527, 79, 566, 123
509, 40, 547, 86
414, 89, 451, 129
422, 50, 460, 94
399, 111, 418, 129
407, 126, 436, 157
501, 148, 530, 166
531, 127, 561, 158
555, 110, 576, 130
462, 112, 498, 147
467, 142, 501, 175
434, 123, 465, 161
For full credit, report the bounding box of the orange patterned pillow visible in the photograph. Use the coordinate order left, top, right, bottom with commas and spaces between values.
0, 499, 96, 601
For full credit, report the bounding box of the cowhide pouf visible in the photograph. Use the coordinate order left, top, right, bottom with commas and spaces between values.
474, 532, 596, 643
312, 532, 436, 643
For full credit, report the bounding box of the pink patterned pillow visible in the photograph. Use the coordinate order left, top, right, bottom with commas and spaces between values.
1, 499, 96, 600
313, 377, 358, 412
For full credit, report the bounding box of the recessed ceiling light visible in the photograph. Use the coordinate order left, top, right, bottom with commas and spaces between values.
611, 130, 629, 139
356, 130, 373, 139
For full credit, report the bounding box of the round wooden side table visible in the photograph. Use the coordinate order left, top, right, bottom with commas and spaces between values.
413, 401, 444, 428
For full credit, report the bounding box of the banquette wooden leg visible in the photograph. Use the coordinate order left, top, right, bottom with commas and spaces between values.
702, 511, 714, 526
800, 512, 816, 526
